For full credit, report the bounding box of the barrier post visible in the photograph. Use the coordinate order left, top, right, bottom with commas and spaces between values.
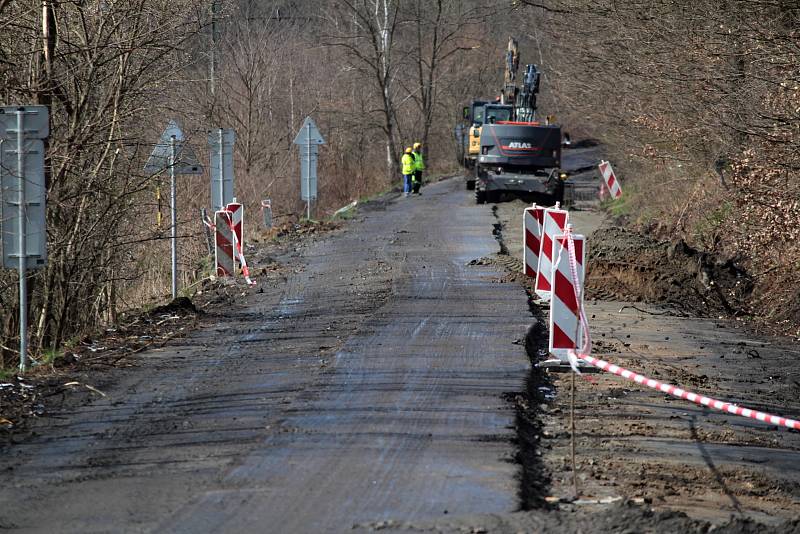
225, 199, 243, 268
548, 228, 586, 362
261, 199, 272, 229
535, 203, 569, 300
598, 160, 622, 199
214, 210, 234, 277
523, 204, 545, 278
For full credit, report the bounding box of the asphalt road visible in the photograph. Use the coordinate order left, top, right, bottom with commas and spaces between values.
0, 178, 532, 532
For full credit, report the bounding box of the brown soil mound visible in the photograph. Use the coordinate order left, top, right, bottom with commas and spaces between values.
586, 226, 753, 316
149, 296, 199, 316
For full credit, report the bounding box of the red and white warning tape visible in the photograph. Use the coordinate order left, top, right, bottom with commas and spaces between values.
574, 352, 800, 431
558, 229, 799, 432
230, 228, 256, 286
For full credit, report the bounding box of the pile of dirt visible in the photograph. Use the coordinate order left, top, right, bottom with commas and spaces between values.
586, 226, 753, 316
149, 296, 199, 315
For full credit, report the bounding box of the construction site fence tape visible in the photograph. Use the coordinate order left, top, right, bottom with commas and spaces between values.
558, 224, 799, 432
571, 351, 800, 432
230, 225, 256, 286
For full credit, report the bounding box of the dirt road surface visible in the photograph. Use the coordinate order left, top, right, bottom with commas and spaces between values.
0, 179, 533, 532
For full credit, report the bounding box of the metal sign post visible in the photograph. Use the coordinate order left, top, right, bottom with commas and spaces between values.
261, 199, 272, 229
0, 105, 49, 371
208, 128, 235, 212
218, 129, 224, 210
144, 120, 203, 300
17, 111, 27, 372
169, 136, 178, 299
305, 122, 310, 219
293, 116, 324, 220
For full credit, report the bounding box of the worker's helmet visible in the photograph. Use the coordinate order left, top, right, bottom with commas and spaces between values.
404, 147, 412, 154
413, 142, 422, 150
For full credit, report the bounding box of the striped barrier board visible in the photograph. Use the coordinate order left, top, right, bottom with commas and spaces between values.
523, 204, 545, 278
535, 204, 569, 300
549, 231, 586, 360
214, 210, 234, 277
225, 200, 243, 267
598, 160, 622, 199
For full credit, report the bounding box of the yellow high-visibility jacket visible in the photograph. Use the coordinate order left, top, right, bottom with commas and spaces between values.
401, 153, 415, 175
412, 150, 425, 171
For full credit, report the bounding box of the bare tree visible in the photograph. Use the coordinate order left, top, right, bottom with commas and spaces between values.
401, 0, 489, 158
515, 0, 800, 327
326, 0, 402, 183
0, 0, 205, 361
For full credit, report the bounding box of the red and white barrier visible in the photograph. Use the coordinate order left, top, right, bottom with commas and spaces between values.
225, 200, 243, 266
578, 353, 800, 431
526, 201, 800, 432
523, 205, 545, 278
214, 210, 234, 277
550, 224, 800, 432
549, 229, 586, 361
598, 160, 622, 199
535, 204, 569, 300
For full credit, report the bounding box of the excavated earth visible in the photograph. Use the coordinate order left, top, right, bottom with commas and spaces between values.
585, 226, 752, 317
0, 151, 799, 532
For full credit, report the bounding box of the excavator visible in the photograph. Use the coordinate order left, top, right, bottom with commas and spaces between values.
471, 38, 566, 204
460, 38, 520, 189
460, 99, 513, 187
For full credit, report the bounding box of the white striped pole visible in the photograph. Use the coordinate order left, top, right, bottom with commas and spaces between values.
225, 200, 243, 268
578, 353, 800, 431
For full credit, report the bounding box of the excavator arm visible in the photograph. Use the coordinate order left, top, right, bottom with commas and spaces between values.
501, 37, 519, 106
501, 37, 540, 122
516, 64, 540, 122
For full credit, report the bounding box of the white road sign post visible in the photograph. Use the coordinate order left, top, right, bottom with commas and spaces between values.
293, 116, 325, 220
144, 120, 203, 300
208, 128, 235, 212
169, 136, 178, 297
0, 105, 49, 371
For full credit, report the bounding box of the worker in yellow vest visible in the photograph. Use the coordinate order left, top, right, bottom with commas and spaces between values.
401, 147, 415, 197
412, 142, 425, 195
